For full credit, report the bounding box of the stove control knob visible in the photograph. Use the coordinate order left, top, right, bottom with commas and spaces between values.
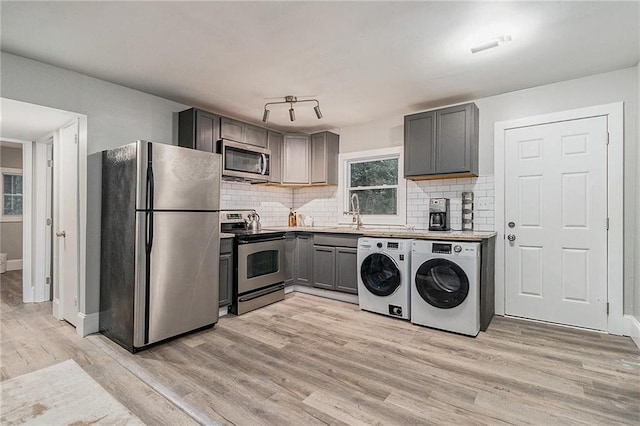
377, 242, 383, 248
454, 245, 462, 253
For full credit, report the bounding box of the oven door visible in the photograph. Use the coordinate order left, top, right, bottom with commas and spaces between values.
237, 236, 285, 294
219, 139, 270, 182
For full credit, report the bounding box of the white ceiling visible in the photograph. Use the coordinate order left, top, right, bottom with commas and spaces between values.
1, 1, 639, 133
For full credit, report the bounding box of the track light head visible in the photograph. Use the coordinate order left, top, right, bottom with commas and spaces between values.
262, 109, 270, 123
314, 105, 323, 119
289, 107, 295, 122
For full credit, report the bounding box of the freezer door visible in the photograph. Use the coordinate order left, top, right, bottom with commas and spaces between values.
133, 211, 220, 347
136, 141, 221, 211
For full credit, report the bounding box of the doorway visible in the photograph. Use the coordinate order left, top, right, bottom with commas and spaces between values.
494, 103, 624, 335
0, 98, 87, 334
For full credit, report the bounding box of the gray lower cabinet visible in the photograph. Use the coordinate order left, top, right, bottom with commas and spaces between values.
219, 238, 234, 307
295, 233, 313, 285
284, 232, 296, 286
282, 135, 310, 184
335, 247, 358, 293
311, 234, 359, 294
312, 245, 336, 290
404, 102, 478, 179
178, 108, 220, 154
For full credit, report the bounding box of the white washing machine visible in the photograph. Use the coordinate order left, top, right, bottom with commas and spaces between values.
411, 240, 481, 336
357, 238, 413, 320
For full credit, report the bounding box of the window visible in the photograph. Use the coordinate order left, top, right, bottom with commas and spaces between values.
1, 168, 23, 222
339, 147, 406, 226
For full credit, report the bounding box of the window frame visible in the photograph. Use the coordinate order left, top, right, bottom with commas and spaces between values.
1, 167, 23, 222
337, 147, 406, 226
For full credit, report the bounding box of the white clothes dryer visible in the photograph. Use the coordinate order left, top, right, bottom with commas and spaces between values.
411, 240, 481, 336
357, 238, 413, 320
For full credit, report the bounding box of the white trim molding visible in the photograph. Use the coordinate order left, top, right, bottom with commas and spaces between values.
7, 259, 23, 271
624, 315, 640, 349
337, 146, 407, 226
76, 311, 99, 337
494, 102, 624, 336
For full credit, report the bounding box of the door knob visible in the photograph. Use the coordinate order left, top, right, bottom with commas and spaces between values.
507, 234, 516, 242
56, 231, 66, 238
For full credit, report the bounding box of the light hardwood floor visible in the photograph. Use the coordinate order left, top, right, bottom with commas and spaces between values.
2, 269, 639, 425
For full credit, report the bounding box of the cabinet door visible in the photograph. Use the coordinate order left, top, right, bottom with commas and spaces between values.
284, 232, 295, 287
245, 124, 268, 148
404, 111, 436, 177
335, 247, 358, 294
310, 133, 326, 184
220, 117, 245, 142
312, 246, 336, 290
219, 252, 233, 307
283, 135, 310, 184
268, 131, 283, 183
295, 234, 313, 285
197, 110, 220, 153
435, 104, 473, 174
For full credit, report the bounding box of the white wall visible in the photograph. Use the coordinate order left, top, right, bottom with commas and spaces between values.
1, 52, 188, 317
635, 60, 640, 322
332, 67, 638, 314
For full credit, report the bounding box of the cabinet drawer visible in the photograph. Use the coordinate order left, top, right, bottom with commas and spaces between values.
313, 234, 359, 248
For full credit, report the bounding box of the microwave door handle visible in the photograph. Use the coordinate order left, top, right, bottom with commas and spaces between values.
261, 153, 267, 175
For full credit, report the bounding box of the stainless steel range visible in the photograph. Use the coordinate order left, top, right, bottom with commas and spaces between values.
220, 210, 286, 315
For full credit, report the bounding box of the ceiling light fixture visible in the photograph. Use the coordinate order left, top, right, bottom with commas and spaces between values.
262, 96, 323, 123
470, 34, 512, 54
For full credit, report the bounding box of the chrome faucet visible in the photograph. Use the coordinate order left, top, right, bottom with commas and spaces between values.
343, 193, 363, 230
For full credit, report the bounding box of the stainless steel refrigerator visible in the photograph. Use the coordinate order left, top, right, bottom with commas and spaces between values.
100, 140, 221, 352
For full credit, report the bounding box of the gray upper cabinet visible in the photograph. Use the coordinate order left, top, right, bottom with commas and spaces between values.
220, 116, 268, 148
310, 131, 339, 185
404, 102, 479, 179
282, 135, 310, 184
268, 131, 283, 184
178, 108, 220, 154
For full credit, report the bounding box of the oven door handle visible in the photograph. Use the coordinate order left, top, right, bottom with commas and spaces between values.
237, 235, 285, 244
238, 283, 285, 302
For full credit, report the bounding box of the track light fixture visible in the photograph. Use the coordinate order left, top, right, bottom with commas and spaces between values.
262, 96, 323, 123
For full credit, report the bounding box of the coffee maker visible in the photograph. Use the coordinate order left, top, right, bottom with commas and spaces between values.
429, 198, 450, 231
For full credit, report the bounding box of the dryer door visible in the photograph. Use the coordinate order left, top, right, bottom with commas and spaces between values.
415, 259, 469, 309
360, 253, 401, 297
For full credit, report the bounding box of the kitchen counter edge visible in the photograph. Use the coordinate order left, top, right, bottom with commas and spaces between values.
264, 227, 496, 242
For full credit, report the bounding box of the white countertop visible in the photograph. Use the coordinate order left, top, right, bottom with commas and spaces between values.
264, 226, 496, 241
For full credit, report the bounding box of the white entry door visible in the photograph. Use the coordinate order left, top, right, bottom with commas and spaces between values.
504, 116, 608, 330
56, 120, 79, 326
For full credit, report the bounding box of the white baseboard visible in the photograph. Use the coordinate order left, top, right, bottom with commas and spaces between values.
624, 315, 640, 349
52, 298, 62, 319
292, 285, 359, 305
7, 259, 22, 271
77, 311, 100, 337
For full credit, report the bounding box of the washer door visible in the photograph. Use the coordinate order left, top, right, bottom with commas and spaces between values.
360, 253, 401, 297
415, 259, 469, 309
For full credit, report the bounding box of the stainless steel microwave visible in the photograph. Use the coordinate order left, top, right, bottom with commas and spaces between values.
217, 139, 270, 182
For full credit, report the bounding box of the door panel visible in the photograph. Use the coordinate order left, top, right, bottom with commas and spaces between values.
505, 116, 608, 330
136, 142, 221, 211
58, 121, 79, 325
135, 212, 220, 346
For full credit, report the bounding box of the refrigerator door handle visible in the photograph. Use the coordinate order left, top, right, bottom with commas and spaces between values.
144, 144, 155, 344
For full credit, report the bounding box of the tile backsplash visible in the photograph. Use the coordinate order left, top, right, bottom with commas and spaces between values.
222, 175, 495, 231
